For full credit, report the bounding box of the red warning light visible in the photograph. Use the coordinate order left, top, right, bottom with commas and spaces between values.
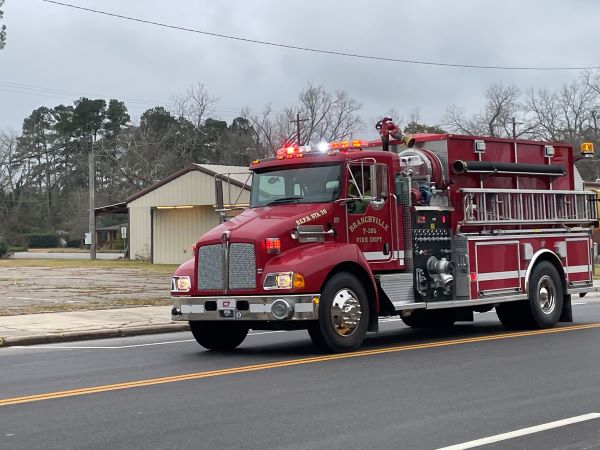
265, 237, 281, 254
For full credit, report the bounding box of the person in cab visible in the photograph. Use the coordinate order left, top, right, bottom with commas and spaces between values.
348, 166, 371, 214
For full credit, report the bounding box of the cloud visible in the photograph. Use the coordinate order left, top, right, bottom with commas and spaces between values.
2, 0, 599, 132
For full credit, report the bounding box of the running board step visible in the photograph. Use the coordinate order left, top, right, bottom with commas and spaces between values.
378, 273, 419, 310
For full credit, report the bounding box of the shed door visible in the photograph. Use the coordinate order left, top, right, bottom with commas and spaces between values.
152, 207, 219, 265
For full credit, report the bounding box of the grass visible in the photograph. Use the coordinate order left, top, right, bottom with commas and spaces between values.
0, 259, 178, 275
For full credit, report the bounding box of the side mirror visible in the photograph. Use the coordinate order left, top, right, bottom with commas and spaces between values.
214, 179, 227, 223
370, 164, 388, 201
215, 179, 224, 210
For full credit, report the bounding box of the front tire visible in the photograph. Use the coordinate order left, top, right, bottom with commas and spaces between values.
309, 272, 369, 353
189, 321, 249, 351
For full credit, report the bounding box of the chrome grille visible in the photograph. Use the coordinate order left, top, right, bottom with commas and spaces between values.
228, 244, 256, 289
198, 244, 224, 290
197, 243, 256, 290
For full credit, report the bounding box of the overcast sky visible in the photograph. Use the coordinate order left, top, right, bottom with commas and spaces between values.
1, 0, 599, 137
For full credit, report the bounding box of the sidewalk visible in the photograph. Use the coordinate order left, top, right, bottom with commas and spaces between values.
0, 306, 189, 347
2, 286, 599, 348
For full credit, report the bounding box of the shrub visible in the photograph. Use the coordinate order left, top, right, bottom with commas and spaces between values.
8, 246, 27, 253
26, 233, 58, 248
66, 239, 82, 248
112, 234, 125, 251
0, 238, 9, 258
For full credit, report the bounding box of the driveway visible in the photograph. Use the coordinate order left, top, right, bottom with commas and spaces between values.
11, 252, 124, 260
0, 264, 170, 315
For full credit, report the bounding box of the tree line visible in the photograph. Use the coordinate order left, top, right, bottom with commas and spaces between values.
446, 71, 600, 147
1, 72, 599, 248
0, 83, 363, 246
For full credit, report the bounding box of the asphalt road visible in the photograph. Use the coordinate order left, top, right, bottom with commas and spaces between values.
1, 299, 600, 450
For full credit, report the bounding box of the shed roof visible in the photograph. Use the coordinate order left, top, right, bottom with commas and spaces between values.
125, 163, 250, 204
575, 159, 600, 182
95, 164, 250, 213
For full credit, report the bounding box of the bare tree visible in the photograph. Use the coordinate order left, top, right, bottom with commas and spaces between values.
0, 130, 32, 238
526, 76, 599, 145
172, 82, 218, 129
446, 83, 523, 137
245, 83, 362, 156
0, 0, 6, 50
295, 83, 362, 144
242, 104, 279, 158
525, 88, 562, 141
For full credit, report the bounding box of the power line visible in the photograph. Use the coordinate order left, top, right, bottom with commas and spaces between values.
41, 0, 600, 71
0, 80, 286, 116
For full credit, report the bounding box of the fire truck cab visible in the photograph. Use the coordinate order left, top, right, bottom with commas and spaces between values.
171, 125, 598, 353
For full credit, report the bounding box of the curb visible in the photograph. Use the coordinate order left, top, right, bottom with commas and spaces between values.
0, 323, 190, 347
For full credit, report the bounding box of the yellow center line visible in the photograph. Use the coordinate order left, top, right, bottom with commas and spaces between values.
2, 322, 600, 407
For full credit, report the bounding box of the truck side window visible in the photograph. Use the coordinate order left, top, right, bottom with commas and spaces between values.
348, 166, 371, 214
348, 166, 371, 198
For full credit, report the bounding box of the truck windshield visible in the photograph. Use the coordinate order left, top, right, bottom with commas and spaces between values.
250, 164, 341, 207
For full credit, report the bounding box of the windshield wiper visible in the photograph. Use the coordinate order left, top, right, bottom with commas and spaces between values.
266, 196, 303, 206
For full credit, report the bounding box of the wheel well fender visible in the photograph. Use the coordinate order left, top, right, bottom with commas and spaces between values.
322, 262, 379, 332
524, 249, 566, 295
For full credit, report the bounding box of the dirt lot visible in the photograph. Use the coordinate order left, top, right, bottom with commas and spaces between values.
0, 260, 178, 316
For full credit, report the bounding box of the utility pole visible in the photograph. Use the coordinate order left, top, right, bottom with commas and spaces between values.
88, 137, 96, 260
294, 112, 308, 145
512, 117, 516, 139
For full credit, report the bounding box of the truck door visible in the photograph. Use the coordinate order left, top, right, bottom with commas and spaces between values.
346, 161, 398, 268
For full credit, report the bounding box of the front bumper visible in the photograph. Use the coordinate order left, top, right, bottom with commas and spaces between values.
171, 294, 320, 321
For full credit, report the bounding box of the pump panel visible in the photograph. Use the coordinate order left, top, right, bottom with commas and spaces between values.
412, 208, 453, 301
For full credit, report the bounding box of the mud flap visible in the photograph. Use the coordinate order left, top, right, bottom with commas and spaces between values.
559, 294, 573, 322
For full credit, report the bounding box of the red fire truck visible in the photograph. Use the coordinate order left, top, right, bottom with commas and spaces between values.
170, 119, 598, 353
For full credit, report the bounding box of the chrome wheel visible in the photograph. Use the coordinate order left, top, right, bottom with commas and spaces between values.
537, 275, 556, 315
330, 288, 362, 337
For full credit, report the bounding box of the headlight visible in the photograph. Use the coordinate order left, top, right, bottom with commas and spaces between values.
172, 276, 191, 292
263, 272, 305, 290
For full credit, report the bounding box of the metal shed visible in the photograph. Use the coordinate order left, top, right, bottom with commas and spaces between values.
125, 164, 250, 264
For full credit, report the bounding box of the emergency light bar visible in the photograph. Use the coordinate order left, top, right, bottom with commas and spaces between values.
275, 140, 367, 159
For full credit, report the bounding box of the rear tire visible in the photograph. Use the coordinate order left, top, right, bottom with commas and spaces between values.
527, 261, 563, 328
496, 261, 564, 329
309, 272, 369, 353
189, 321, 249, 351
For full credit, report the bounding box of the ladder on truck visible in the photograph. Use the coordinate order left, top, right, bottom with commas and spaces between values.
459, 188, 598, 226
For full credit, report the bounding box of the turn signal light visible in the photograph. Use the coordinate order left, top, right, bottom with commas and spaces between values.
266, 237, 281, 254
293, 273, 305, 289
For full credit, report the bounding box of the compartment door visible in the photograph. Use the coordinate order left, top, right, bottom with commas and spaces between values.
474, 241, 521, 296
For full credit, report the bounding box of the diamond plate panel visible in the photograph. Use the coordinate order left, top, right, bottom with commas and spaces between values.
379, 273, 414, 305
198, 244, 223, 290
451, 234, 470, 298
228, 243, 256, 289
